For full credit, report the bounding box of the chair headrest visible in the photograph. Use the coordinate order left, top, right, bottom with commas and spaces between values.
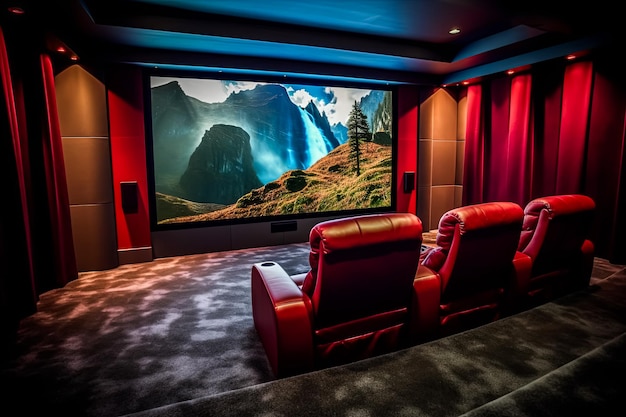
436, 202, 524, 249
310, 213, 422, 252
523, 194, 595, 218
518, 194, 595, 257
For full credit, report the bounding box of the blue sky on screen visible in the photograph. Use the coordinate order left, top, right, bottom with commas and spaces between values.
151, 76, 371, 126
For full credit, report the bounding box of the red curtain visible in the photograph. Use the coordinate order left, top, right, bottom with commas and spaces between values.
584, 56, 626, 261
463, 55, 626, 263
486, 76, 512, 203
39, 54, 77, 287
1, 25, 77, 344
556, 61, 593, 193
0, 26, 37, 341
464, 73, 533, 206
506, 74, 533, 204
462, 84, 484, 204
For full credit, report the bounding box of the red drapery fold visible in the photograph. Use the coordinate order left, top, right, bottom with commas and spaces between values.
462, 84, 484, 205
506, 73, 533, 205
556, 61, 593, 194
0, 26, 37, 331
530, 66, 563, 198
487, 77, 511, 202
39, 54, 77, 287
1, 27, 79, 340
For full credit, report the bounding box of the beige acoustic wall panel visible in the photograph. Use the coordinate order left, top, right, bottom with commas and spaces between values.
419, 88, 459, 231
456, 140, 465, 185
457, 93, 468, 141
431, 140, 457, 186
456, 93, 467, 189
455, 185, 463, 207
431, 186, 457, 226
62, 137, 113, 205
56, 64, 117, 272
70, 204, 118, 271
419, 89, 436, 140
55, 65, 108, 137
419, 89, 457, 141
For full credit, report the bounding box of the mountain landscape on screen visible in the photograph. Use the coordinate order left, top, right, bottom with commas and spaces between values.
148, 78, 394, 225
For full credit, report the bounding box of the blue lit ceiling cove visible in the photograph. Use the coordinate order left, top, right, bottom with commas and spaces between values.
110, 25, 607, 85
67, 0, 615, 84
104, 27, 447, 74
131, 0, 427, 39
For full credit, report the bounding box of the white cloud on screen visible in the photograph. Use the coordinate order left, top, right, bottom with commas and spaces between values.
286, 86, 369, 126
322, 87, 369, 126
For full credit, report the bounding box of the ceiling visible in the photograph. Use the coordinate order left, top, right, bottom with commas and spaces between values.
3, 0, 619, 85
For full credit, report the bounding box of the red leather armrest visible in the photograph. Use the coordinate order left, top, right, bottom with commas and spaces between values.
409, 265, 441, 342
511, 251, 533, 296
251, 262, 314, 377
505, 251, 533, 312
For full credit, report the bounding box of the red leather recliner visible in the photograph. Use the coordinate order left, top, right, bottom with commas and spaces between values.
414, 202, 528, 339
516, 194, 595, 306
251, 213, 425, 378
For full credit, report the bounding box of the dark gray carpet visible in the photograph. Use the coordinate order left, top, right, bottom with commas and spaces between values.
1, 243, 311, 416
1, 243, 625, 417
458, 332, 626, 417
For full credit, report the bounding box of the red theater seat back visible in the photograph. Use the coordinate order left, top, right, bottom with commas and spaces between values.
420, 202, 524, 335
252, 212, 423, 377
518, 194, 595, 303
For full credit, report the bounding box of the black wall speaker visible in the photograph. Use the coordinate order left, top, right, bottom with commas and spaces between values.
403, 171, 415, 193
120, 181, 138, 213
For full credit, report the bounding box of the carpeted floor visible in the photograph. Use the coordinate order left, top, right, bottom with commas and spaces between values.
458, 332, 626, 417
1, 242, 625, 417
1, 243, 311, 416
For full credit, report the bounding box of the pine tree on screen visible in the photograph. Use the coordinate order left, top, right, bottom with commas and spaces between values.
347, 101, 371, 176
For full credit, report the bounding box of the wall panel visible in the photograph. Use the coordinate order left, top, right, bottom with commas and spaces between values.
56, 65, 118, 271
418, 87, 460, 230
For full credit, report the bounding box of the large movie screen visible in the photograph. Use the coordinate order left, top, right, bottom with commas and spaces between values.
146, 74, 396, 228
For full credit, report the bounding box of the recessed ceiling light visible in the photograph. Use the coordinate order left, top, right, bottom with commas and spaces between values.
449, 27, 461, 35
8, 6, 25, 14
